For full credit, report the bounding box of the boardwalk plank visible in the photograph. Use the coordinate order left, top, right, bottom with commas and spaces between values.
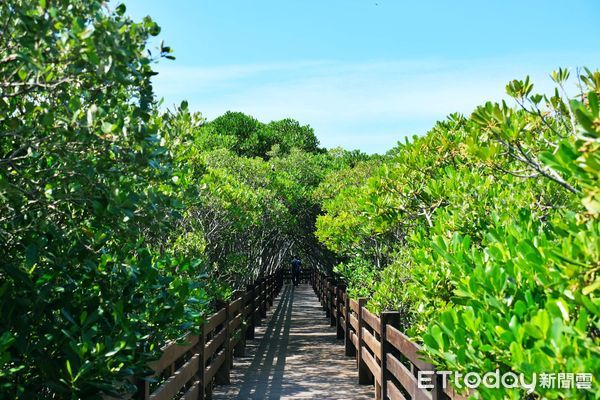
212, 284, 373, 399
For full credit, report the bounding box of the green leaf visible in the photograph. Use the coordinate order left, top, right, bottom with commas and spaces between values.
116, 3, 127, 15
582, 279, 600, 296
101, 121, 115, 134
17, 68, 28, 81
66, 360, 72, 378
61, 309, 77, 326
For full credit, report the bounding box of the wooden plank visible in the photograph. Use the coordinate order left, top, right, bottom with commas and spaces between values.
149, 352, 200, 400
243, 303, 253, 317
349, 314, 359, 331
229, 297, 243, 314
204, 328, 226, 360
180, 379, 201, 400
361, 346, 381, 382
230, 333, 241, 348
243, 291, 252, 304
205, 309, 227, 333
386, 379, 408, 400
362, 327, 381, 359
204, 350, 226, 383
386, 325, 433, 371
381, 311, 400, 400
148, 334, 199, 374
349, 330, 358, 349
229, 314, 242, 332
361, 308, 381, 334
386, 353, 432, 400
349, 298, 359, 314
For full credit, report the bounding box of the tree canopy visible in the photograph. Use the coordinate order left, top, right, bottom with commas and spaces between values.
316, 71, 600, 398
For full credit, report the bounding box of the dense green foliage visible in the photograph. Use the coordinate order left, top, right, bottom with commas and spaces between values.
0, 2, 188, 397
0, 2, 357, 398
316, 70, 599, 398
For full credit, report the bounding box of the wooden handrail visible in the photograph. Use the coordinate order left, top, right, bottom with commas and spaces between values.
311, 269, 466, 400
104, 269, 285, 400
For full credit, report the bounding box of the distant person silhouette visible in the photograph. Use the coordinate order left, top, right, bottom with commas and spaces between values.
291, 256, 302, 287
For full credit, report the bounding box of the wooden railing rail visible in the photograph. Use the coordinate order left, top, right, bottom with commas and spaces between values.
107, 269, 284, 400
310, 269, 466, 400
282, 268, 312, 284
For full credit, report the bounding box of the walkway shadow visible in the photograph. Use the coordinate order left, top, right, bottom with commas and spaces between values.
236, 284, 294, 399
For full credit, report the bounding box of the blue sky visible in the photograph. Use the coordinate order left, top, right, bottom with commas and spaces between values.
123, 0, 600, 153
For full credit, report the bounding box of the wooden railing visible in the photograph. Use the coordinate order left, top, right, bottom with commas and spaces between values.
282, 267, 312, 284
311, 269, 466, 400
111, 269, 284, 400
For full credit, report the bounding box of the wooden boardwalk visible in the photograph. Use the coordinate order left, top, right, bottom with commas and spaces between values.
212, 284, 373, 399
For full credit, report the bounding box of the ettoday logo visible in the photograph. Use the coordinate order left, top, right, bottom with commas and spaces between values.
418, 370, 594, 393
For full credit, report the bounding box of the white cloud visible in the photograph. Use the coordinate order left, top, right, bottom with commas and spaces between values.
152, 55, 600, 153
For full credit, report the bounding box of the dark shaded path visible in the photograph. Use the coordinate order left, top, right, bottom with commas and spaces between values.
212, 284, 373, 399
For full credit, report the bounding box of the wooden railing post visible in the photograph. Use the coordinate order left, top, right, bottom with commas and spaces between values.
322, 275, 327, 306
134, 378, 150, 400
255, 279, 261, 322
317, 273, 321, 303
267, 275, 272, 307
319, 274, 324, 305
344, 293, 355, 357
245, 283, 255, 339
321, 274, 325, 302
357, 297, 372, 385
336, 284, 346, 339
324, 276, 331, 317
260, 278, 267, 318
318, 273, 322, 302
329, 280, 336, 327
432, 373, 448, 400
256, 279, 263, 324
232, 290, 246, 358
380, 311, 400, 400
324, 278, 331, 315
198, 320, 206, 399
277, 269, 283, 293
214, 302, 231, 385
271, 274, 276, 302
317, 272, 320, 294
